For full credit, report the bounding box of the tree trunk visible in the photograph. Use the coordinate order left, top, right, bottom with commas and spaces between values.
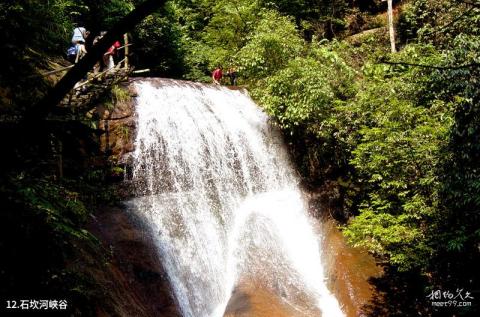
25, 0, 165, 122
387, 0, 396, 53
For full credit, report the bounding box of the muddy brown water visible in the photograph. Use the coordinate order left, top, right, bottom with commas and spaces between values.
223, 219, 382, 317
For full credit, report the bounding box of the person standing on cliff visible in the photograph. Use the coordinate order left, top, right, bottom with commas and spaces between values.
212, 66, 223, 85
71, 26, 88, 45
226, 67, 238, 86
71, 26, 89, 63
104, 40, 121, 72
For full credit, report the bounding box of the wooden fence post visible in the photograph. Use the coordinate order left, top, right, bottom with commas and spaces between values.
124, 33, 129, 69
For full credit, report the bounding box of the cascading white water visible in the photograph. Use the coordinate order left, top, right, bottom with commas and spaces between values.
130, 78, 344, 317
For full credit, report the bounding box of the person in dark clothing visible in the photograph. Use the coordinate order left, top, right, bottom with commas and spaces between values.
226, 67, 238, 86
92, 31, 106, 74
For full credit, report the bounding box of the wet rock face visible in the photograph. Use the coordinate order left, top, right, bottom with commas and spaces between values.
87, 205, 180, 317
224, 281, 309, 317
97, 81, 137, 165
320, 219, 383, 317
84, 86, 181, 316
97, 78, 250, 174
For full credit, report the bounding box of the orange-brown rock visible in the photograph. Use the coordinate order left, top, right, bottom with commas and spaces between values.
85, 205, 180, 317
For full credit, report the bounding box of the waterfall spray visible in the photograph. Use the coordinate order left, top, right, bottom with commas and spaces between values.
130, 79, 344, 317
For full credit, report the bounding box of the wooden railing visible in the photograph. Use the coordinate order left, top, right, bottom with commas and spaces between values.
36, 34, 132, 78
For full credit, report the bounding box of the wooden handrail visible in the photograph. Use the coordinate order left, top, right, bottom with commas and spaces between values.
115, 58, 127, 70
73, 58, 128, 90
132, 69, 150, 74
116, 43, 133, 51
31, 42, 132, 78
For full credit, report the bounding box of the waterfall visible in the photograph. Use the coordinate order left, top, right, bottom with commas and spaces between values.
130, 78, 344, 317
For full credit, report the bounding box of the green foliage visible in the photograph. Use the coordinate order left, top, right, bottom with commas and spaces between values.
257, 41, 355, 131
202, 0, 261, 54
171, 0, 264, 80
344, 210, 433, 270
132, 3, 186, 77
8, 175, 97, 243
252, 0, 479, 276
259, 40, 458, 271
251, 6, 479, 274
343, 58, 454, 270
397, 0, 480, 47
0, 0, 74, 54
0, 0, 75, 104
90, 0, 134, 30
169, 0, 354, 81
0, 171, 111, 315
111, 84, 131, 103
260, 0, 350, 38
236, 10, 305, 79
394, 2, 480, 278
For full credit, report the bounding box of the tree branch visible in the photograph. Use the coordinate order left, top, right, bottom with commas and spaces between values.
423, 6, 475, 36
457, 0, 480, 8
379, 59, 480, 70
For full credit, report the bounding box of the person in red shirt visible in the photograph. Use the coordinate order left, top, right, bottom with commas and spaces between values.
212, 66, 223, 85
104, 40, 121, 71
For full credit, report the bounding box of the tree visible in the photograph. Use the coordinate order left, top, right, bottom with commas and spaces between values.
235, 10, 305, 80
387, 0, 396, 52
